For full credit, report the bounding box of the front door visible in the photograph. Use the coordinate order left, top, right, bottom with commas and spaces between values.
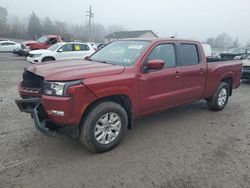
139, 43, 183, 114
56, 44, 74, 60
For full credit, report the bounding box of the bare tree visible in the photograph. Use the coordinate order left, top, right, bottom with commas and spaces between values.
206, 33, 236, 48
27, 12, 42, 39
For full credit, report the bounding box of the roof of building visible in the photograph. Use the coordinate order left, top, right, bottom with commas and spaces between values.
104, 30, 158, 39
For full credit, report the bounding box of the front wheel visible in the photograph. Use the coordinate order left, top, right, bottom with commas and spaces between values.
80, 101, 128, 153
207, 82, 230, 111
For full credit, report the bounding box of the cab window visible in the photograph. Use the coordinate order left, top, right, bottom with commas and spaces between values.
59, 44, 73, 52
47, 38, 57, 45
180, 44, 200, 66
147, 44, 176, 68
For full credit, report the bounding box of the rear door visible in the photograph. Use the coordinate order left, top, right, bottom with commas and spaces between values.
73, 44, 92, 59
139, 43, 183, 114
178, 43, 207, 103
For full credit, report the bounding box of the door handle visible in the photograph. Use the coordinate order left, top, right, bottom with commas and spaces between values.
174, 71, 180, 79
200, 68, 204, 75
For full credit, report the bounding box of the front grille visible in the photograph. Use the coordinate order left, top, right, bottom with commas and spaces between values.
21, 70, 44, 89
243, 66, 250, 70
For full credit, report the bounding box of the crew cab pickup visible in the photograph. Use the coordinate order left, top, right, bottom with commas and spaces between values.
15, 39, 242, 153
13, 35, 62, 56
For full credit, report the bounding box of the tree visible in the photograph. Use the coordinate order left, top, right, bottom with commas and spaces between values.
9, 16, 27, 39
106, 25, 127, 34
27, 12, 42, 39
206, 33, 235, 48
42, 17, 55, 35
232, 37, 240, 48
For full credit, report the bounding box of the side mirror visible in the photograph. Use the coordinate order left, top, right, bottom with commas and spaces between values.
147, 59, 165, 70
58, 49, 63, 53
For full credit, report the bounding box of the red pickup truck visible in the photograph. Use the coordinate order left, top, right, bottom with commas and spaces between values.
13, 35, 62, 56
15, 38, 242, 153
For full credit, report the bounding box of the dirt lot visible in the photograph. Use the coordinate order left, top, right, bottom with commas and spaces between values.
0, 53, 249, 188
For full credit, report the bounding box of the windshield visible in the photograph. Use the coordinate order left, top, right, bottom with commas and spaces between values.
90, 40, 150, 66
37, 36, 48, 43
48, 43, 63, 51
228, 48, 245, 53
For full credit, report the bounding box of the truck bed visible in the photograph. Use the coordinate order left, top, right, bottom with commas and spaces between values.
204, 60, 242, 98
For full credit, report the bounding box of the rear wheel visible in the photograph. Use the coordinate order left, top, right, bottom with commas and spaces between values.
207, 82, 230, 111
42, 57, 55, 62
80, 101, 128, 153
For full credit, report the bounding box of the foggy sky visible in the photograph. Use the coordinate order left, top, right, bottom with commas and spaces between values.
1, 0, 250, 44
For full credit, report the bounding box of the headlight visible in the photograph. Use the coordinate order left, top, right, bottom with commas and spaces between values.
33, 54, 42, 58
43, 80, 82, 96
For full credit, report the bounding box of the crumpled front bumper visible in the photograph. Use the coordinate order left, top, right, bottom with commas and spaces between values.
13, 48, 29, 56
15, 98, 79, 137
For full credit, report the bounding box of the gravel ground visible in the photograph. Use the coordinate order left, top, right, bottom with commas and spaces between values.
0, 53, 250, 188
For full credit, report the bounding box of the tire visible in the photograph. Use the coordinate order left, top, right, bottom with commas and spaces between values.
42, 57, 55, 62
207, 82, 230, 111
80, 101, 128, 153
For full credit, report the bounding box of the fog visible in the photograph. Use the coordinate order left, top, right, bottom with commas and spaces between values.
1, 0, 250, 43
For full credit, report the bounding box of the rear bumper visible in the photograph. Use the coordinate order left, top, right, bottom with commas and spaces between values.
15, 98, 79, 137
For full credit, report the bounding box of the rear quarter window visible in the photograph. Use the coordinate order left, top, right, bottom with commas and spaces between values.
180, 44, 200, 66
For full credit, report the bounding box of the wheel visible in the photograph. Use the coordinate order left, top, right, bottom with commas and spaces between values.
207, 82, 230, 111
42, 57, 55, 62
80, 101, 128, 153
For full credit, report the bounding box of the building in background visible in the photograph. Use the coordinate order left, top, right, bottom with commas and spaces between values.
104, 30, 158, 43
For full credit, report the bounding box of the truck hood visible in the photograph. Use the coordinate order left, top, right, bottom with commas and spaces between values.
22, 40, 39, 46
26, 60, 125, 81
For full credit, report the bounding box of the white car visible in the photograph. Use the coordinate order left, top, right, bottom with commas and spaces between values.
26, 42, 96, 64
0, 40, 21, 52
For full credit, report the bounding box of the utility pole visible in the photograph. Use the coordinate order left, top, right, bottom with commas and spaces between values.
86, 6, 94, 42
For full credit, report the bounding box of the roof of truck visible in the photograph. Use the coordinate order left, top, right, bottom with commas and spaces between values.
118, 38, 200, 43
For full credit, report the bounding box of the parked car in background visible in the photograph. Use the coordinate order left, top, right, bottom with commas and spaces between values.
242, 55, 250, 80
220, 47, 250, 60
16, 38, 242, 153
86, 42, 98, 51
202, 44, 212, 57
97, 43, 106, 50
0, 41, 21, 52
13, 35, 63, 56
26, 42, 95, 63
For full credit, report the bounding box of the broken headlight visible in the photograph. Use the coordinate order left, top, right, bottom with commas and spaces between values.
43, 80, 81, 96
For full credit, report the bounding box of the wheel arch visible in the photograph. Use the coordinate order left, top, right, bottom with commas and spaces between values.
221, 77, 233, 96
82, 94, 133, 130
42, 56, 56, 62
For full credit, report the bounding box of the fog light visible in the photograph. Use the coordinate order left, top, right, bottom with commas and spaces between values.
51, 110, 65, 116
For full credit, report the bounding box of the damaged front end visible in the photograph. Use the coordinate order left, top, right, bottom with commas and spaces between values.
15, 70, 79, 137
